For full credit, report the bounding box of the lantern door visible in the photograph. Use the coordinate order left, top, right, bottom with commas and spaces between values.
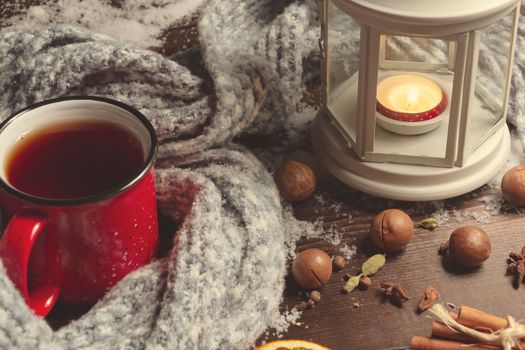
360, 31, 468, 168
324, 0, 362, 153
456, 6, 519, 166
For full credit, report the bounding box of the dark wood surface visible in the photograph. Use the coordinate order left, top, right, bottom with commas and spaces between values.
2, 2, 525, 350
271, 185, 525, 349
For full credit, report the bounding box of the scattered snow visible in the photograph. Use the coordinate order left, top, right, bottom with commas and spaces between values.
1, 0, 205, 48
266, 306, 303, 338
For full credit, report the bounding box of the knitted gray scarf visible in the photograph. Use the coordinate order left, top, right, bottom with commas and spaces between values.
0, 1, 318, 349
1, 1, 524, 349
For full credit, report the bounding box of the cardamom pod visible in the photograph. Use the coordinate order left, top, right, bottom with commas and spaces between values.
420, 217, 438, 231
342, 274, 362, 294
361, 254, 386, 277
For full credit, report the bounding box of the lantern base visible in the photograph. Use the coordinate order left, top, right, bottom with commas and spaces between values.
311, 112, 510, 201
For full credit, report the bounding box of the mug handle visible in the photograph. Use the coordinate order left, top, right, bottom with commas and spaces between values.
0, 212, 61, 317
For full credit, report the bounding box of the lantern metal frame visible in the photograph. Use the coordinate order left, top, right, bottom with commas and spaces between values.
312, 0, 520, 200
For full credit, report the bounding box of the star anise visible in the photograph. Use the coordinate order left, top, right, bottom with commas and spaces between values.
507, 246, 525, 289
381, 280, 410, 305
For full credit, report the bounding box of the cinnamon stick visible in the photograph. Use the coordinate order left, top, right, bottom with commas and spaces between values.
410, 336, 500, 350
456, 306, 509, 331
431, 321, 477, 343
431, 321, 525, 348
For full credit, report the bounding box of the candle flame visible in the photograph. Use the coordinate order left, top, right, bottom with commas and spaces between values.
407, 89, 419, 108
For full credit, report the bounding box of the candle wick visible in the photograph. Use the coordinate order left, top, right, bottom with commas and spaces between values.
407, 89, 419, 110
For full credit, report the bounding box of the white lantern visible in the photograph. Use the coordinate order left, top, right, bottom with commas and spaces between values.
312, 0, 520, 200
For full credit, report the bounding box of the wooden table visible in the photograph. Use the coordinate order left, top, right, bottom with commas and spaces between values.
2, 2, 525, 349
271, 184, 525, 349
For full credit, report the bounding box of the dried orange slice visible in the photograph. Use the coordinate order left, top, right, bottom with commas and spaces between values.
256, 339, 330, 350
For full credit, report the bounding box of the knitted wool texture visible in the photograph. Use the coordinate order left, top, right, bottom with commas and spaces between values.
0, 28, 283, 346
0, 0, 321, 348
0, 1, 318, 349
0, 1, 525, 350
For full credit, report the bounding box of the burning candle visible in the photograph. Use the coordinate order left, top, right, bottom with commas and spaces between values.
376, 75, 447, 122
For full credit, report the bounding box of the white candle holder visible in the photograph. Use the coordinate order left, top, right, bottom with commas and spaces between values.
312, 0, 520, 200
375, 73, 447, 135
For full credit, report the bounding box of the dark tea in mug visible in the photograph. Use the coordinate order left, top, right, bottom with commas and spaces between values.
0, 97, 159, 316
6, 120, 145, 199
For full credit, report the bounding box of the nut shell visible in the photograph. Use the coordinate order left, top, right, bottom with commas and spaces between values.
359, 276, 372, 289
332, 255, 345, 271
292, 248, 332, 289
274, 160, 316, 202
370, 209, 414, 252
501, 166, 525, 206
448, 225, 491, 268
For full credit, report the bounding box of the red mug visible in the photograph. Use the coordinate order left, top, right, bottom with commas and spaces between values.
0, 96, 158, 317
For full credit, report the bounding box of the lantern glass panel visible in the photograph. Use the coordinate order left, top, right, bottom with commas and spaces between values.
370, 34, 459, 166
383, 36, 453, 66
466, 9, 515, 155
326, 0, 360, 146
